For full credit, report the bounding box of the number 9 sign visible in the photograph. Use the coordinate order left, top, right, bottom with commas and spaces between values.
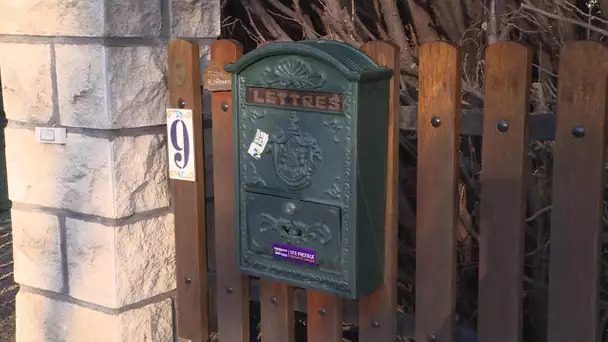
167, 108, 196, 181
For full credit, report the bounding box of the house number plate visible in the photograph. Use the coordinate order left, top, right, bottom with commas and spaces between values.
167, 108, 196, 182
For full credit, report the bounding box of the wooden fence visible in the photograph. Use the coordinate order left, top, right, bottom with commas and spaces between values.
167, 39, 608, 342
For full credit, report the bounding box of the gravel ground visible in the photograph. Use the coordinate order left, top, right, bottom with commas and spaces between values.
0, 213, 15, 342
0, 313, 15, 342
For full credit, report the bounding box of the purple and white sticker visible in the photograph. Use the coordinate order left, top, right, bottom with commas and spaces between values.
272, 243, 316, 266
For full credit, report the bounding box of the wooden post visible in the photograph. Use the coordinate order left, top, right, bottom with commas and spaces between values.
167, 40, 209, 341
547, 41, 608, 342
477, 41, 532, 342
415, 42, 461, 342
357, 40, 400, 342
204, 39, 250, 342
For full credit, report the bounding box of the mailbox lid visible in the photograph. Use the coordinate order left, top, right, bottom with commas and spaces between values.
242, 191, 343, 272
225, 40, 393, 82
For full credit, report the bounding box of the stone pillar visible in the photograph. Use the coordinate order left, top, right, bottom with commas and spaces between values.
0, 1, 219, 340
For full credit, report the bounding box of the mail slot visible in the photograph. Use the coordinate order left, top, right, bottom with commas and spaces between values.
224, 40, 392, 299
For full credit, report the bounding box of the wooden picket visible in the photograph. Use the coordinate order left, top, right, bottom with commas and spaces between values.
168, 38, 608, 342
477, 41, 532, 342
306, 290, 343, 341
261, 280, 295, 342
415, 42, 461, 342
358, 41, 400, 342
205, 39, 250, 342
547, 42, 608, 342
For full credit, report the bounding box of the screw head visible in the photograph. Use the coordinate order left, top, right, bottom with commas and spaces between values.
184, 276, 192, 284
225, 286, 233, 294
178, 99, 186, 109
572, 125, 585, 138
270, 296, 278, 305
431, 116, 441, 128
371, 320, 380, 328
318, 308, 326, 316
221, 102, 229, 112
497, 120, 509, 133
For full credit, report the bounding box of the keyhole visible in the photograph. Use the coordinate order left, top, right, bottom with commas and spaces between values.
285, 202, 296, 215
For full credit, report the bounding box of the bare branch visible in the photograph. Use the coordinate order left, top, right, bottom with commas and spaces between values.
355, 14, 379, 40
521, 2, 608, 37
242, 3, 268, 44
246, 0, 292, 41
405, 0, 440, 43
488, 0, 500, 43
379, 0, 415, 68
266, 0, 318, 39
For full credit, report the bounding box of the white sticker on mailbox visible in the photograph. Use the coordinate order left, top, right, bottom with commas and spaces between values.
248, 129, 269, 159
167, 108, 196, 181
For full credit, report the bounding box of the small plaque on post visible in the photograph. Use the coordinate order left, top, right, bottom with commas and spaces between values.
204, 65, 232, 92
167, 108, 196, 181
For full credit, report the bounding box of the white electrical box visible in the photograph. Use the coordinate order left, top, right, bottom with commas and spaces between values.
35, 127, 67, 145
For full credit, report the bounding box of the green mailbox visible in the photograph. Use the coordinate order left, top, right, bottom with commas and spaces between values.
224, 40, 392, 299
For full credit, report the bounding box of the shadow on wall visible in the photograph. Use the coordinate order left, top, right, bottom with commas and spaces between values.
0, 68, 10, 211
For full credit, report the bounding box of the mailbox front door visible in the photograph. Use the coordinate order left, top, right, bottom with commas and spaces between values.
244, 192, 342, 272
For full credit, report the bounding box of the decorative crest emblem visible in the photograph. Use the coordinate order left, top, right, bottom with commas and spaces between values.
269, 114, 322, 190
259, 213, 332, 245
262, 57, 326, 89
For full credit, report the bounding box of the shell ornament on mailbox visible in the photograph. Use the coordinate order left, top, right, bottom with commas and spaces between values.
224, 40, 392, 299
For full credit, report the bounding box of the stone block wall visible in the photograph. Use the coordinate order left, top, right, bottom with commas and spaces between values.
0, 1, 219, 340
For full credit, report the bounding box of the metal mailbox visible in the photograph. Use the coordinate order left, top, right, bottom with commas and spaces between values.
224, 40, 392, 299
